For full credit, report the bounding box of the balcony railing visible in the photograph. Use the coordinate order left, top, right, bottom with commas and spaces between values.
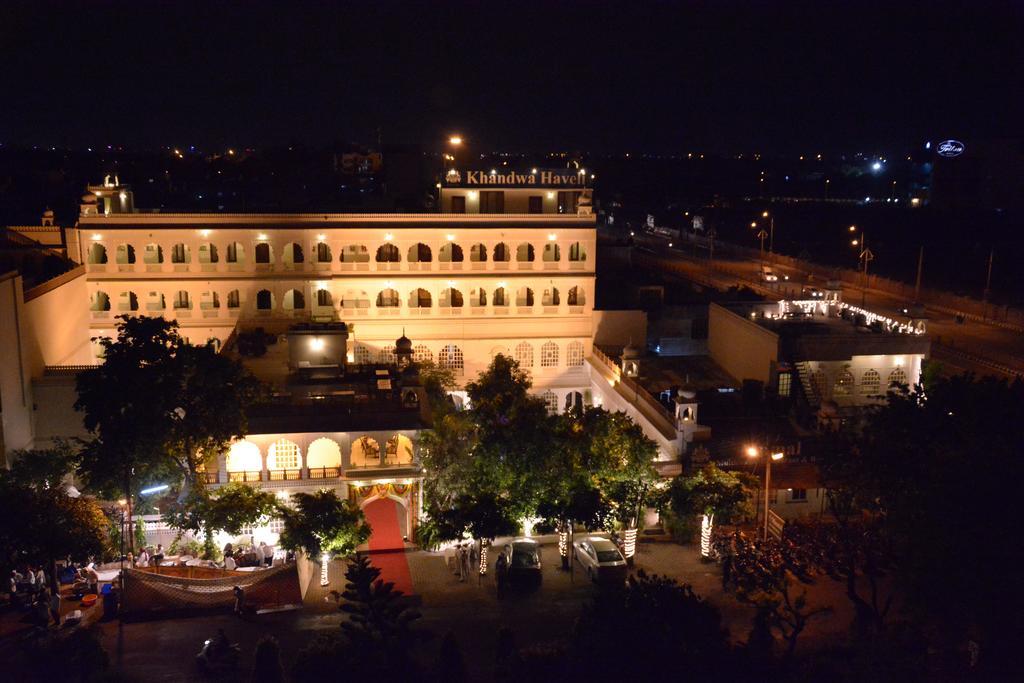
228, 470, 262, 483
268, 468, 302, 481
203, 471, 220, 484
308, 466, 341, 479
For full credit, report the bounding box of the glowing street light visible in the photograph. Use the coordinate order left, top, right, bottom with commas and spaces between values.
448, 135, 463, 146
746, 446, 784, 540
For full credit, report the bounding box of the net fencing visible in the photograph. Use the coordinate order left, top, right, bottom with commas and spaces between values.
122, 563, 300, 617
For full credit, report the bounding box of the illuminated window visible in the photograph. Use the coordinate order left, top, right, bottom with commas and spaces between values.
354, 343, 371, 365
493, 287, 508, 306
376, 243, 400, 262
789, 488, 807, 502
173, 290, 191, 309
516, 287, 534, 306
341, 244, 369, 262
493, 243, 510, 262
834, 370, 855, 396
469, 243, 487, 262
888, 367, 907, 387
568, 242, 586, 262
269, 439, 300, 470
540, 342, 559, 367
283, 289, 305, 310
316, 289, 332, 307
568, 286, 586, 306
88, 243, 108, 264
777, 372, 792, 397
116, 244, 136, 264
515, 342, 534, 368
439, 243, 463, 262
413, 345, 433, 363
543, 243, 560, 262
316, 242, 331, 262
516, 243, 534, 262
227, 290, 241, 308
440, 288, 463, 307
376, 289, 400, 307
408, 243, 432, 262
409, 288, 432, 308
226, 242, 243, 263
566, 341, 585, 367
542, 288, 560, 306
90, 291, 111, 311
860, 369, 881, 395
542, 391, 559, 415
439, 344, 464, 375
171, 243, 189, 263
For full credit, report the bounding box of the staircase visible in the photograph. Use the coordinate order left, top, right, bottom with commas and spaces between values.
794, 361, 820, 408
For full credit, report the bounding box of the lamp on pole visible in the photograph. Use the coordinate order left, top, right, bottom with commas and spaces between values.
762, 211, 775, 261
751, 222, 768, 268
746, 446, 784, 540
849, 225, 873, 307
439, 135, 463, 212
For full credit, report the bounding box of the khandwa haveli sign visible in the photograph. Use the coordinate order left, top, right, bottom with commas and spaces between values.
446, 170, 588, 187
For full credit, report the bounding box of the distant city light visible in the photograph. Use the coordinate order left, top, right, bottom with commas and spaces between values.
871, 161, 883, 171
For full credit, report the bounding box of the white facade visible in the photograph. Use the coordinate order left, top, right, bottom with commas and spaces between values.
74, 211, 595, 397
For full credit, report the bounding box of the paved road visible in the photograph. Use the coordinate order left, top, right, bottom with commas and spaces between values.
629, 233, 1024, 379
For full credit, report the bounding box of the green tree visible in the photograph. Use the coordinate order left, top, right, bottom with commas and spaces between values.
165, 483, 278, 557
822, 375, 1024, 668
588, 409, 661, 531
76, 316, 262, 550
668, 463, 757, 548
339, 554, 422, 673
278, 490, 370, 558
76, 316, 185, 548
0, 469, 108, 590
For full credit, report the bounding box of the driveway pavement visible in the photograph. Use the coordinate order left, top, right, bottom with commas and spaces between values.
2, 540, 868, 681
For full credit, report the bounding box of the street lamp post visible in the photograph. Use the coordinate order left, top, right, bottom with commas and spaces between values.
762, 211, 776, 261
849, 225, 874, 307
439, 135, 463, 212
746, 446, 784, 540
751, 221, 768, 269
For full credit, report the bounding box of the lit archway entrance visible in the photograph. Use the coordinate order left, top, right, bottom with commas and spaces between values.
358, 488, 415, 595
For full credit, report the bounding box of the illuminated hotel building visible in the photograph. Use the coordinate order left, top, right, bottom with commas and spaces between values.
2, 171, 694, 544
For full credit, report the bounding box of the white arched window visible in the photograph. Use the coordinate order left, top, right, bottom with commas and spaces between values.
566, 341, 585, 367
860, 369, 881, 396
307, 438, 342, 477
386, 434, 414, 465
439, 344, 464, 375
268, 438, 301, 471
834, 370, 855, 396
542, 391, 559, 416
413, 345, 433, 363
354, 343, 371, 365
515, 342, 534, 368
226, 441, 262, 477
888, 367, 908, 387
540, 342, 559, 367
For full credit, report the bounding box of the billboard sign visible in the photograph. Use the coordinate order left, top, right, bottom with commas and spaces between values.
937, 140, 965, 158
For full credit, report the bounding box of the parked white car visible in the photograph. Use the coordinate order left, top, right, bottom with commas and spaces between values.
573, 536, 627, 583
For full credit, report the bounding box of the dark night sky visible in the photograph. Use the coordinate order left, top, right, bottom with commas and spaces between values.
1, 1, 1020, 153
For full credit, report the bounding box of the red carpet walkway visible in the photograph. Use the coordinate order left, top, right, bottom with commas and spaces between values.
363, 498, 415, 596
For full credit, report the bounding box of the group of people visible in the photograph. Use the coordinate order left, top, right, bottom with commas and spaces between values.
129, 544, 164, 568
8, 566, 61, 628
222, 541, 275, 571
448, 542, 478, 582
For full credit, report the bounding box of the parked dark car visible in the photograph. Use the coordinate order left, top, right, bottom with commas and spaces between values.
500, 538, 542, 587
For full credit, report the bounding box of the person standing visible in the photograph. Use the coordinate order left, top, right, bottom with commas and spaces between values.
460, 544, 471, 582
232, 585, 245, 616
49, 588, 61, 627
153, 544, 164, 567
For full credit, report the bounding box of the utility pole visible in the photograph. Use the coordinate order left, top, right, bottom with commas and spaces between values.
982, 248, 994, 303
914, 246, 924, 302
